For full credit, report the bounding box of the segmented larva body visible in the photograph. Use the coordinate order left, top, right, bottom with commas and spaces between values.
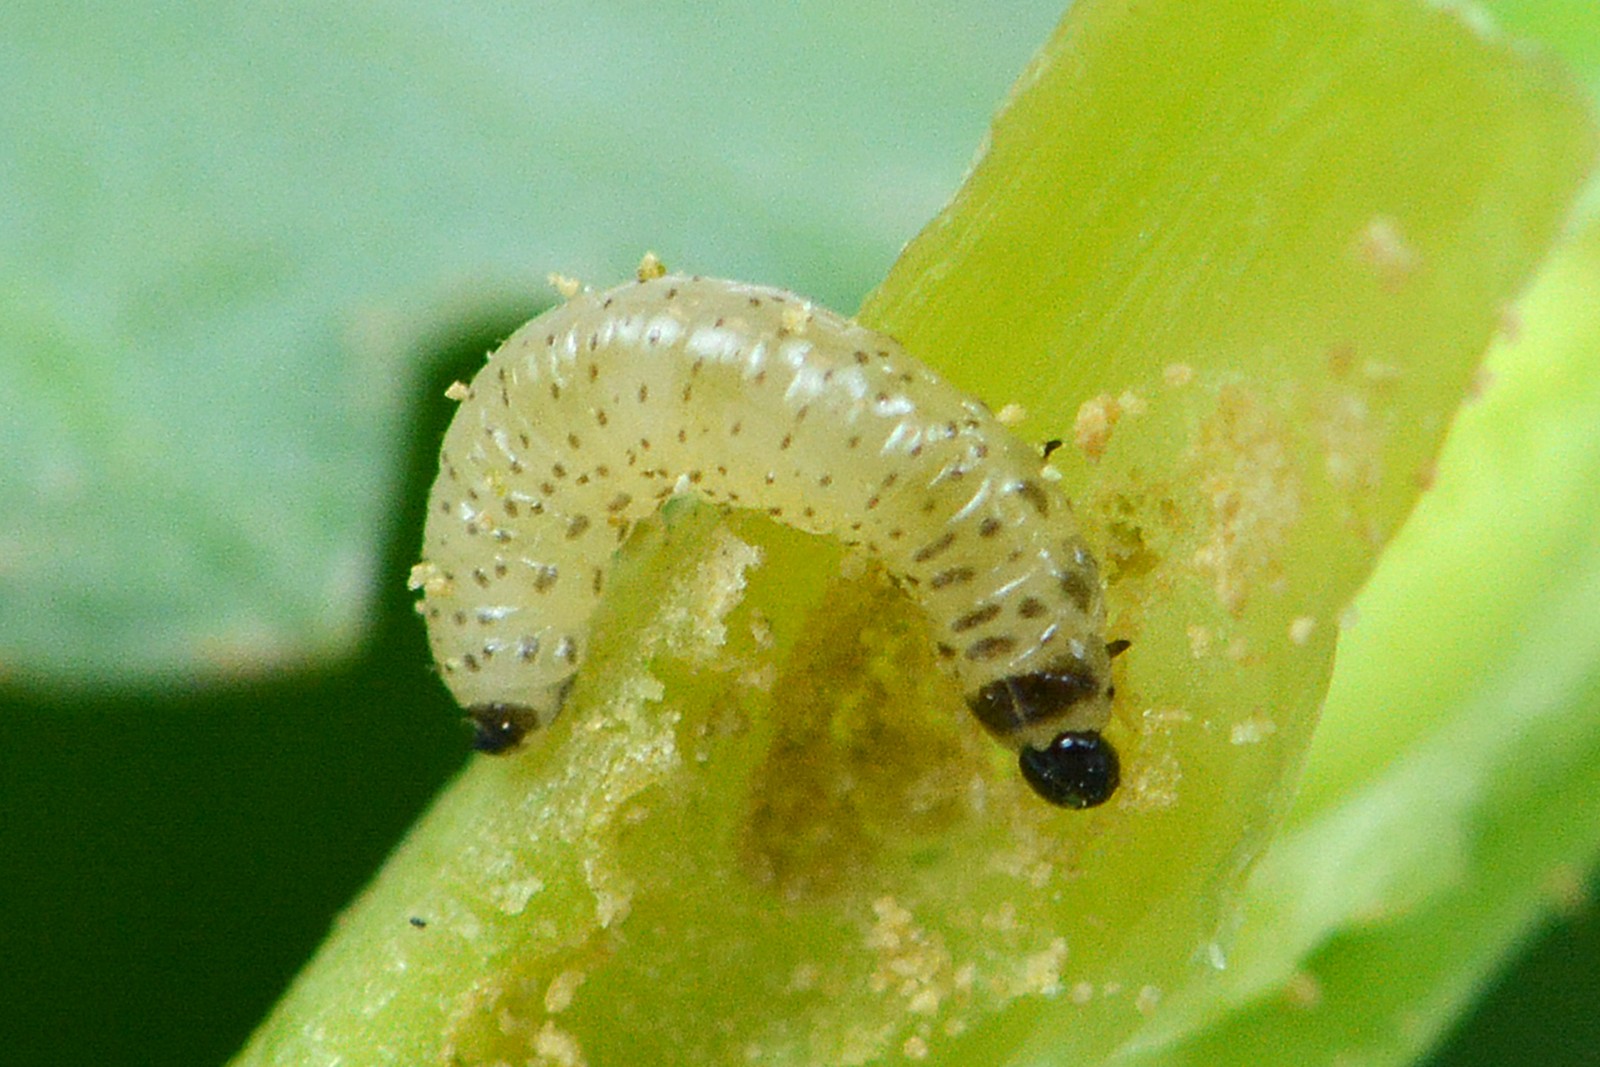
413, 275, 1120, 808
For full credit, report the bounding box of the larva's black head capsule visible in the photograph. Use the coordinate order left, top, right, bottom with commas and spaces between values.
1018, 731, 1120, 809
467, 702, 537, 754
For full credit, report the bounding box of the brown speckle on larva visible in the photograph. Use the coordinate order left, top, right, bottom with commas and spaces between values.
416, 275, 1119, 809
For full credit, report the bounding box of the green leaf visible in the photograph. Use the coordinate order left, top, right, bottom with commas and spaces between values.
229, 2, 1594, 1065
1112, 211, 1600, 1067
0, 0, 1062, 690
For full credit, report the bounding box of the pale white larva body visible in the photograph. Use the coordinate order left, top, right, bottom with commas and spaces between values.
413, 275, 1120, 808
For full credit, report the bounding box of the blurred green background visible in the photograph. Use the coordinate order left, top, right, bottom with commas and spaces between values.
2, 2, 1595, 1064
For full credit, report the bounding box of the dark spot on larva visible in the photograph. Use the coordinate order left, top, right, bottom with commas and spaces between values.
453, 610, 468, 626
909, 444, 924, 458
929, 567, 975, 589
753, 370, 767, 385
967, 668, 1097, 737
749, 296, 762, 307
978, 516, 1003, 538
688, 470, 704, 484
602, 296, 614, 308
504, 500, 520, 518
802, 506, 816, 519
818, 474, 832, 488
567, 432, 581, 449
730, 420, 742, 436
437, 500, 450, 514
409, 917, 427, 928
795, 405, 810, 422
764, 472, 777, 486
533, 566, 558, 592
462, 653, 481, 672
606, 492, 632, 513
881, 472, 899, 490
493, 561, 508, 578
1107, 638, 1132, 659
681, 383, 694, 403
865, 495, 880, 510
691, 359, 705, 377
767, 506, 784, 518
638, 384, 649, 402
847, 435, 860, 449
854, 350, 870, 365
596, 465, 610, 478
466, 488, 480, 502
551, 463, 567, 479
667, 287, 678, 299
555, 636, 578, 663
464, 522, 480, 536
1015, 480, 1051, 517
965, 636, 1018, 662
912, 534, 959, 570
472, 568, 490, 588
780, 434, 792, 450
640, 437, 652, 451
550, 383, 561, 400
1042, 439, 1064, 460
539, 482, 555, 496
951, 604, 1002, 632
508, 459, 523, 474
596, 409, 609, 427
677, 428, 687, 444
888, 528, 904, 540
545, 333, 555, 346
468, 702, 537, 754
592, 568, 604, 595
566, 515, 591, 539
517, 636, 540, 661
1018, 597, 1047, 619
936, 642, 957, 660
1059, 570, 1095, 615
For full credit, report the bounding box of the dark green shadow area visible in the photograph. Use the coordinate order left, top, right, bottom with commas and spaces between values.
1428, 866, 1600, 1067
0, 308, 538, 1067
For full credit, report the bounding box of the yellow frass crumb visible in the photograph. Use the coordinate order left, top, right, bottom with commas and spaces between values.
995, 402, 1027, 426
543, 969, 586, 1014
636, 251, 668, 281
1073, 394, 1124, 460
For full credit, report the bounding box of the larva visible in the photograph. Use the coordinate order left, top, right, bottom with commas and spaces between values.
411, 275, 1120, 808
